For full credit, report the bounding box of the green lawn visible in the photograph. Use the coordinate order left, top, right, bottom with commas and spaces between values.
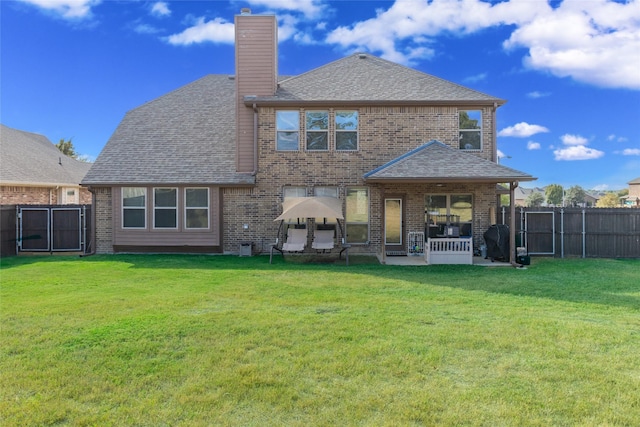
1, 255, 639, 426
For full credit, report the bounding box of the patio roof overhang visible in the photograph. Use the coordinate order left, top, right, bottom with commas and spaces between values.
363, 140, 536, 184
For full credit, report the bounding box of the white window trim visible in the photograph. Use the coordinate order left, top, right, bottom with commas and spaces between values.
276, 110, 300, 152
305, 110, 329, 152
184, 187, 210, 230
153, 187, 178, 230
122, 187, 147, 229
335, 110, 359, 152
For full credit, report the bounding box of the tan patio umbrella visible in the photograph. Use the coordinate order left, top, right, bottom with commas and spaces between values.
274, 197, 344, 221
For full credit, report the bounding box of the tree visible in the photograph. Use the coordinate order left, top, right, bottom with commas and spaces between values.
545, 184, 564, 206
526, 192, 545, 207
56, 138, 77, 158
596, 193, 621, 207
566, 185, 586, 207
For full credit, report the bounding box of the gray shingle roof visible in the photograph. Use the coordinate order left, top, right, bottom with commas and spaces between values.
1, 124, 91, 186
83, 75, 255, 186
364, 140, 535, 183
254, 53, 505, 104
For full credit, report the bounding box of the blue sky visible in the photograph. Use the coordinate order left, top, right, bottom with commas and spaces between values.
2, 0, 639, 191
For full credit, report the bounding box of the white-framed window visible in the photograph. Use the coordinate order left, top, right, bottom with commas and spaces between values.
335, 110, 358, 151
154, 188, 177, 229
314, 186, 339, 224
306, 111, 329, 151
459, 110, 482, 150
276, 110, 300, 151
345, 187, 369, 244
122, 187, 146, 229
185, 188, 209, 229
425, 194, 473, 237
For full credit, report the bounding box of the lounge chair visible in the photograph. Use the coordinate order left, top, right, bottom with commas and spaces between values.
312, 229, 335, 251
282, 227, 307, 252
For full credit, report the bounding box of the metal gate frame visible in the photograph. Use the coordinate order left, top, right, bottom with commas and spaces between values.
17, 206, 87, 252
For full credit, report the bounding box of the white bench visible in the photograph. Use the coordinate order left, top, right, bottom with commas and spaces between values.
425, 237, 473, 265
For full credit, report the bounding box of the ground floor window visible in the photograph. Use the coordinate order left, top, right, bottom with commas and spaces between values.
185, 188, 209, 229
425, 194, 473, 237
154, 188, 177, 229
346, 187, 369, 244
122, 187, 146, 228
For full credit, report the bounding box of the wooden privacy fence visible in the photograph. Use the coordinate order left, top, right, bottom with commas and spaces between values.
500, 207, 640, 258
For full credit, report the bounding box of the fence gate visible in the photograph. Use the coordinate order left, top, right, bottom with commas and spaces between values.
18, 206, 87, 252
523, 211, 555, 255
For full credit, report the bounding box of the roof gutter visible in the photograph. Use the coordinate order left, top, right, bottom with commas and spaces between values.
244, 99, 507, 108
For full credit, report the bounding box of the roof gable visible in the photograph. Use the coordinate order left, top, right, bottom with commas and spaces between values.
83, 75, 254, 186
262, 54, 504, 104
0, 124, 91, 186
364, 140, 535, 183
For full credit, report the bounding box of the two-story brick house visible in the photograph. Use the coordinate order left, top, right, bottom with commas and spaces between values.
82, 11, 535, 262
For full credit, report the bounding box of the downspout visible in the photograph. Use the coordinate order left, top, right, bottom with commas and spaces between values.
492, 102, 498, 163
82, 186, 97, 256
510, 181, 518, 266
252, 103, 258, 176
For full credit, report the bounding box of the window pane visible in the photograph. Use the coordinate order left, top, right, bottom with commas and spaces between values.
385, 199, 402, 245
306, 132, 328, 150
346, 224, 368, 244
186, 209, 208, 228
155, 188, 176, 207
459, 110, 481, 129
346, 188, 368, 222
277, 131, 299, 151
284, 187, 306, 198
306, 111, 328, 130
123, 209, 145, 228
451, 195, 473, 223
459, 131, 481, 150
336, 132, 357, 150
336, 111, 358, 130
155, 209, 176, 228
186, 188, 208, 207
277, 111, 299, 130
314, 187, 338, 198
123, 187, 145, 207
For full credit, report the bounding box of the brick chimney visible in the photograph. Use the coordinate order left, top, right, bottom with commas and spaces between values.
234, 9, 278, 173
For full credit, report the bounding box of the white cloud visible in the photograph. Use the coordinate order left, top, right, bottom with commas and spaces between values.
246, 0, 326, 20
554, 145, 605, 161
324, 0, 640, 89
18, 0, 99, 19
560, 134, 589, 146
527, 141, 541, 150
622, 148, 640, 156
463, 73, 488, 84
165, 17, 235, 45
134, 23, 162, 35
151, 2, 171, 18
498, 122, 550, 137
527, 91, 551, 99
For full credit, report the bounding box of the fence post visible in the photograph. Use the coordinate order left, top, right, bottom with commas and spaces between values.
560, 208, 564, 259
582, 209, 586, 258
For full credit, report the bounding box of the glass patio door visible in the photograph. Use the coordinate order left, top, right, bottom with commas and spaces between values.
384, 196, 405, 254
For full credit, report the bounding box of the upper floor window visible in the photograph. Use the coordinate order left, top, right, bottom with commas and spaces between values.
276, 111, 299, 151
185, 188, 209, 229
306, 111, 329, 151
122, 187, 146, 228
336, 111, 359, 151
154, 188, 177, 229
459, 110, 482, 150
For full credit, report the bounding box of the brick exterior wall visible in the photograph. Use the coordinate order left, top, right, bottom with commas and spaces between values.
221, 105, 499, 255
0, 185, 92, 205
93, 187, 113, 254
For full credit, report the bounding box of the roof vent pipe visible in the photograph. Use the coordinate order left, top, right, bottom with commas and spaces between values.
240, 8, 251, 15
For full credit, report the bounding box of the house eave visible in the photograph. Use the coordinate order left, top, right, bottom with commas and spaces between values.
245, 99, 506, 108
363, 176, 537, 184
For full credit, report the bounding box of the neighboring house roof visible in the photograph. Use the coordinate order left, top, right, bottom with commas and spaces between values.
251, 53, 505, 106
83, 75, 255, 186
0, 124, 91, 187
363, 140, 535, 183
628, 177, 640, 185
